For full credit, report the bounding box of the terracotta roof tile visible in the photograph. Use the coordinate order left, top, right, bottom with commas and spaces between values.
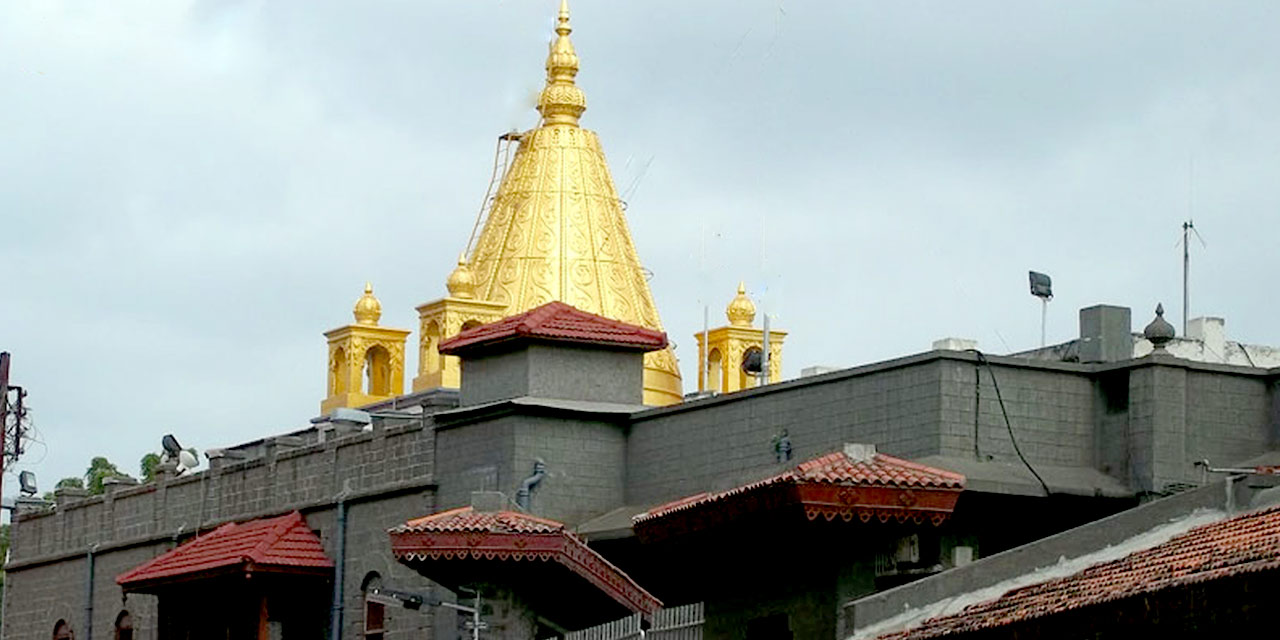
637, 449, 965, 523
392, 506, 568, 534
389, 507, 663, 616
879, 504, 1280, 639
438, 301, 667, 354
116, 511, 332, 590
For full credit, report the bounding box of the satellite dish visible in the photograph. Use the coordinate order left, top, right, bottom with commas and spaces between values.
178, 450, 199, 470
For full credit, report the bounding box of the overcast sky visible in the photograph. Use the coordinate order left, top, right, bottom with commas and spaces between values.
3, 1, 1277, 499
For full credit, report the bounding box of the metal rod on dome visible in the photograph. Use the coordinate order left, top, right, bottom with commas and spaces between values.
701, 305, 709, 392
761, 312, 771, 387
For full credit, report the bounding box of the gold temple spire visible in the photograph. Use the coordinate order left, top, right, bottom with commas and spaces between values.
415, 1, 684, 405
538, 0, 586, 126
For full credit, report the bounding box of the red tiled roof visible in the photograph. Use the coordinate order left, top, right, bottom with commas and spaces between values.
395, 506, 569, 534
117, 511, 332, 591
637, 449, 965, 523
878, 504, 1280, 639
438, 301, 668, 355
390, 506, 662, 617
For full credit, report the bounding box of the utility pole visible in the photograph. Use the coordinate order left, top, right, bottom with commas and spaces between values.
1, 352, 10, 505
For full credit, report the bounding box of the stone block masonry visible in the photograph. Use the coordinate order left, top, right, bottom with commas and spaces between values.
3, 418, 440, 640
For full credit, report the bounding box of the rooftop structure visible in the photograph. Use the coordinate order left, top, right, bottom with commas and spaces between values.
410, 0, 683, 406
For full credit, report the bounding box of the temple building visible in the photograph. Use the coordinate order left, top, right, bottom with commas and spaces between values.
5, 4, 1280, 640
407, 0, 684, 407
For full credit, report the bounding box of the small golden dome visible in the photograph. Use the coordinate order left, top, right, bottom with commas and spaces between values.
353, 282, 382, 325
726, 282, 756, 327
446, 255, 477, 299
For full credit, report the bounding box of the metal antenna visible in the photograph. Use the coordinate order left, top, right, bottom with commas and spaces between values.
1180, 219, 1207, 335
1180, 156, 1207, 335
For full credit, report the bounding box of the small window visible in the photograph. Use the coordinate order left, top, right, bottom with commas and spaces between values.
114, 611, 134, 640
362, 571, 385, 640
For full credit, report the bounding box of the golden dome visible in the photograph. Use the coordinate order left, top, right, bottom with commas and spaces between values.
353, 282, 382, 325
726, 282, 756, 327
446, 255, 477, 299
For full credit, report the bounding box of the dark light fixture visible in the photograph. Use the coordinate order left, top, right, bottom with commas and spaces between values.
1029, 271, 1053, 300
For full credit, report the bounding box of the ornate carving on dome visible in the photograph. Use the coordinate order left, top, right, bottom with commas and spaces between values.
446, 254, 477, 299
353, 282, 382, 325
726, 282, 756, 327
538, 0, 586, 126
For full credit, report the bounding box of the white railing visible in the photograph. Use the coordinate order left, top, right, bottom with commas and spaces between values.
556, 603, 704, 640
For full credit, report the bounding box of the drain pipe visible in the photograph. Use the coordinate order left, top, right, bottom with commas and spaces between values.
515, 459, 547, 511
330, 480, 353, 640
85, 544, 100, 640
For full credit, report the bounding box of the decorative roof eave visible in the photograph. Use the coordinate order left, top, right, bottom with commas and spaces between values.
116, 511, 333, 594
633, 449, 965, 544
389, 510, 661, 617
438, 302, 668, 356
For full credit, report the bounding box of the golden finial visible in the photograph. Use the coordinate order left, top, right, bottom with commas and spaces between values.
353, 282, 382, 325
446, 253, 477, 299
726, 282, 756, 327
537, 0, 586, 126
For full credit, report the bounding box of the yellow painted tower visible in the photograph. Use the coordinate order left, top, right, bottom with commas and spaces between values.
321, 283, 411, 413
414, 1, 683, 405
695, 283, 787, 394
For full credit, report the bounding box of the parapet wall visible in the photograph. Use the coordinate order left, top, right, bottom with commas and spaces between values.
9, 419, 435, 565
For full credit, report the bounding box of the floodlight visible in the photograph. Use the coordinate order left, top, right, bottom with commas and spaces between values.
1028, 271, 1053, 300
368, 588, 435, 610
18, 470, 37, 495
162, 434, 183, 457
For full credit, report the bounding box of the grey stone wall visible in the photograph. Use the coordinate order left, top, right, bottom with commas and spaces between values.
527, 345, 644, 406
625, 354, 1105, 506
3, 419, 439, 640
937, 358, 1096, 467
434, 414, 627, 526
1127, 359, 1274, 493
459, 348, 530, 406
458, 344, 644, 406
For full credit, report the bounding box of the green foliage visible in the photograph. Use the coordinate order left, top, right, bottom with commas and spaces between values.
85, 456, 125, 494
140, 452, 162, 483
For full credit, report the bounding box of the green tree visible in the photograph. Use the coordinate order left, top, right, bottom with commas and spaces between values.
140, 452, 161, 483
85, 457, 135, 495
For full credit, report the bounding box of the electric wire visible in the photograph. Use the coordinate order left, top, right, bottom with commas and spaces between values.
970, 350, 1051, 497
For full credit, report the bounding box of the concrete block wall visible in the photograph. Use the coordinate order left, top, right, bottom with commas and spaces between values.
435, 414, 627, 526
511, 415, 627, 525
1128, 360, 1273, 492
937, 359, 1095, 467
3, 420, 439, 640
625, 356, 948, 506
